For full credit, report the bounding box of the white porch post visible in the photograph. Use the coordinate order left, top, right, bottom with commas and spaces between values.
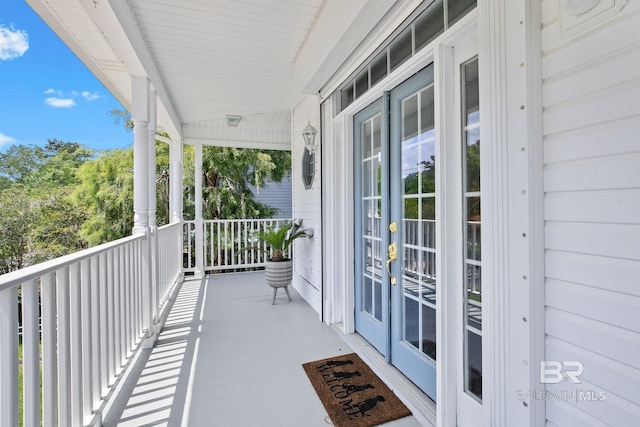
132, 76, 150, 236
194, 143, 204, 276
170, 140, 183, 223
147, 89, 160, 332
131, 76, 154, 343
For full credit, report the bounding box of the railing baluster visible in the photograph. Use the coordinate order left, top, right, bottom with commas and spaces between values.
217, 221, 221, 269
98, 253, 111, 398
57, 266, 71, 426
0, 230, 179, 427
231, 221, 236, 266
106, 250, 115, 386
92, 255, 102, 405
42, 272, 57, 427
114, 246, 123, 369
0, 286, 18, 427
82, 258, 95, 417
22, 278, 41, 427
69, 262, 84, 426
125, 243, 132, 355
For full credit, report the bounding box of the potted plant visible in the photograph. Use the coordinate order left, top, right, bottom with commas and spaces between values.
247, 220, 311, 304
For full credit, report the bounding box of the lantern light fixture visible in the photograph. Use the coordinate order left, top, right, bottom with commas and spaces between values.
302, 120, 318, 153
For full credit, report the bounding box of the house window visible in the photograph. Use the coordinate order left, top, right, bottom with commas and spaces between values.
333, 0, 477, 115
302, 148, 315, 189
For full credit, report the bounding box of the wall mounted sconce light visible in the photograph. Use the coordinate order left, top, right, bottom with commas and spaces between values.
302, 120, 318, 153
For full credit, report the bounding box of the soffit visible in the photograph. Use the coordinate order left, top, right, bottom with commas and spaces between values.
128, 0, 325, 126
27, 0, 402, 145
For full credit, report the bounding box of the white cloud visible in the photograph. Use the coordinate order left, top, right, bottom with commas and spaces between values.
0, 132, 16, 145
43, 88, 100, 107
82, 91, 100, 101
44, 88, 63, 96
0, 25, 29, 61
45, 97, 76, 108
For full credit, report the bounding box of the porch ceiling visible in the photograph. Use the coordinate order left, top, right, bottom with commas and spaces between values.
26, 0, 405, 147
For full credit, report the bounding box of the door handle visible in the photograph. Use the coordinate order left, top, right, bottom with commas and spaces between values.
386, 241, 398, 275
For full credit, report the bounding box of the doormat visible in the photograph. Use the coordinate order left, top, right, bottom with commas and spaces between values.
302, 353, 412, 427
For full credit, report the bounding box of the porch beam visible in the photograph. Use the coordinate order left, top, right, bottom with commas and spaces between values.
105, 0, 182, 136
183, 138, 291, 151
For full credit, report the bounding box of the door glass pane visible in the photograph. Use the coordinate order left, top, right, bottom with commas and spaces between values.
402, 94, 419, 142
404, 296, 419, 348
362, 120, 372, 158
360, 113, 384, 323
461, 57, 482, 401
422, 305, 437, 359
364, 276, 373, 314
401, 82, 437, 361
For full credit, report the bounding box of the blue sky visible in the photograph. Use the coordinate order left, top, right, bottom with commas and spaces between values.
0, 0, 133, 152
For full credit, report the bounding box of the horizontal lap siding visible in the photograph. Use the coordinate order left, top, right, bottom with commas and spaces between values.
541, 1, 640, 425
292, 99, 322, 314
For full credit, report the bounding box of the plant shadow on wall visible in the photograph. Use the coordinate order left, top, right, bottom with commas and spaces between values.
245, 220, 312, 304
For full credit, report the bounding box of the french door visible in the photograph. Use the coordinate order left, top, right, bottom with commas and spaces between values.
354, 45, 483, 417
355, 66, 437, 399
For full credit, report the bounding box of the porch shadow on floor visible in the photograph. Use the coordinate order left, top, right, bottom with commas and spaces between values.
103, 271, 422, 426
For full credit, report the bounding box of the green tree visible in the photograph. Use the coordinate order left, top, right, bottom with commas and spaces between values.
30, 139, 94, 186
73, 149, 134, 245
0, 144, 47, 183
29, 188, 88, 264
184, 146, 291, 220
0, 187, 35, 273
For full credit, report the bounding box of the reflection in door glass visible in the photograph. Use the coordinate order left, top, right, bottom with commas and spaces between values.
462, 57, 482, 401
360, 115, 384, 322
401, 83, 437, 361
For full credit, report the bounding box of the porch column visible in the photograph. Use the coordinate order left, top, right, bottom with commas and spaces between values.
170, 140, 183, 223
147, 89, 160, 332
132, 76, 150, 235
194, 143, 204, 275
131, 76, 154, 342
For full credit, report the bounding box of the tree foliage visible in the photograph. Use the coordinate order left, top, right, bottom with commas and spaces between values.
184, 146, 291, 220
0, 140, 92, 273
73, 149, 134, 245
0, 134, 291, 273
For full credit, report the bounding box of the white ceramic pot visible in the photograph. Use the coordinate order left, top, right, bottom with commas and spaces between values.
265, 259, 293, 288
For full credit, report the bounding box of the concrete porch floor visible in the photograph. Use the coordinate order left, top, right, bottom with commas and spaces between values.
102, 271, 423, 426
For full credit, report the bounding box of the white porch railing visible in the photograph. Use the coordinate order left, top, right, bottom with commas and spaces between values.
183, 218, 293, 273
0, 222, 182, 427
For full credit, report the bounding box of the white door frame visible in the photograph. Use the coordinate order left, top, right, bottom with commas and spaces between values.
321, 1, 545, 424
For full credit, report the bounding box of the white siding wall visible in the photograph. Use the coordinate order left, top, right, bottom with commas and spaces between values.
541, 1, 640, 425
292, 95, 322, 315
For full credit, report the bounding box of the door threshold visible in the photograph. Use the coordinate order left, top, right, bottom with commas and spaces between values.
331, 324, 437, 427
